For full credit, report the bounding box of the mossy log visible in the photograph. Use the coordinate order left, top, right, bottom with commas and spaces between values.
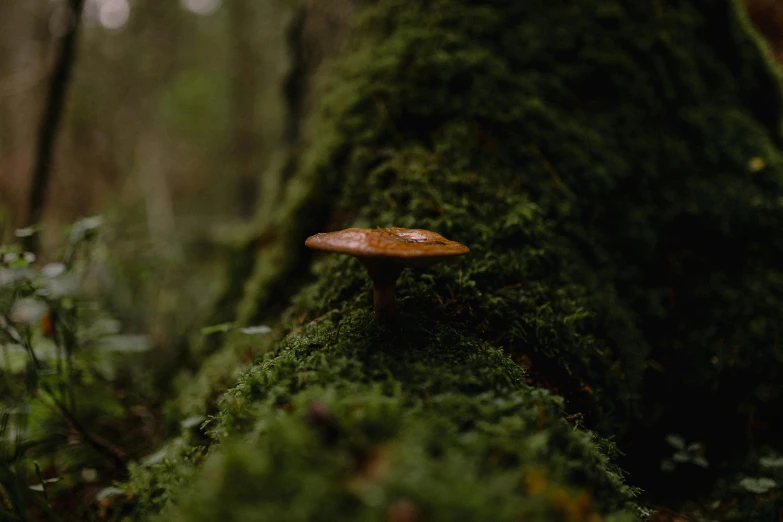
133, 0, 783, 520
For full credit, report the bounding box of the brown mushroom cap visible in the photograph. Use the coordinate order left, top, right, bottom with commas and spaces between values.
305, 227, 469, 325
304, 227, 469, 264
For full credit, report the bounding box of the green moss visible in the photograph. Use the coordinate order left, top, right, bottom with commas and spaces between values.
229, 0, 783, 438
140, 0, 783, 518
156, 312, 638, 521
273, 0, 783, 452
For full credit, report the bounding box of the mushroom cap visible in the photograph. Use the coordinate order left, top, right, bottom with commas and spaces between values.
305, 227, 469, 264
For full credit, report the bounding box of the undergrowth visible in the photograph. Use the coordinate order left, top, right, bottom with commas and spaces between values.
0, 218, 186, 521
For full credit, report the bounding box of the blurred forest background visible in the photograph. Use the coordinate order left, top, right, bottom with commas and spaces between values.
2, 0, 783, 254
1, 0, 289, 230
1, 0, 783, 519
0, 0, 300, 358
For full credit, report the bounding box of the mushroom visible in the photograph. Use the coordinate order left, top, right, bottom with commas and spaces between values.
305, 227, 469, 324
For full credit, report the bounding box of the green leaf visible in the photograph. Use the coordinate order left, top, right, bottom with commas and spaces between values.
96, 486, 126, 501
29, 477, 61, 492
201, 322, 236, 336
738, 477, 777, 494
664, 434, 685, 450
691, 455, 709, 468
181, 415, 206, 429
759, 455, 783, 469
239, 325, 272, 335
672, 451, 689, 463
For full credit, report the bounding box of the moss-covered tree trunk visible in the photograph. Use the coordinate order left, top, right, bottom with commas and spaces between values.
135, 1, 783, 520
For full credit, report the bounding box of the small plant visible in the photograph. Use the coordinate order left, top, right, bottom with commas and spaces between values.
0, 217, 159, 520
660, 434, 709, 472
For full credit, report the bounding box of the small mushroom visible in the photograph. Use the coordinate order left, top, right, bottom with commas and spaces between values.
305, 227, 469, 324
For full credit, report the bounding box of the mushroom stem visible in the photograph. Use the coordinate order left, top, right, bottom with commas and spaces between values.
362, 260, 403, 325
373, 280, 398, 324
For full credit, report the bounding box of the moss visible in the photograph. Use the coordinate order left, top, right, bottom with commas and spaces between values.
275, 0, 783, 474
155, 312, 638, 521
141, 0, 783, 518
233, 0, 783, 436
172, 337, 255, 419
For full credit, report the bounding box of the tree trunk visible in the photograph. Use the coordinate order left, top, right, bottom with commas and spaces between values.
139, 1, 783, 520
24, 0, 85, 253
